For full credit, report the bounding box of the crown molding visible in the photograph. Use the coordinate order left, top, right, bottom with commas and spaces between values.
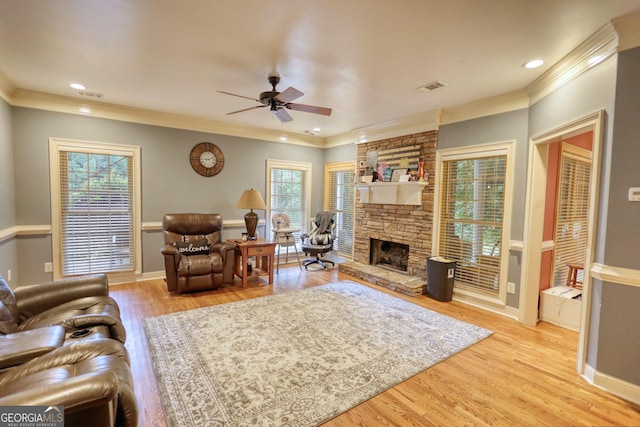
527, 23, 618, 105
8, 89, 326, 148
613, 10, 640, 52
0, 71, 15, 104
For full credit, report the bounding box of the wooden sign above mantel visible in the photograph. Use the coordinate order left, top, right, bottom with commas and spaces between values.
374, 144, 421, 170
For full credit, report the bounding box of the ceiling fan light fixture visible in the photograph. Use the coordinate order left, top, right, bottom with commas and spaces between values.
219, 73, 333, 123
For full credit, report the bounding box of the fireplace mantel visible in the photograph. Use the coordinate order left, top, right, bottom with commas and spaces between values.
356, 181, 427, 205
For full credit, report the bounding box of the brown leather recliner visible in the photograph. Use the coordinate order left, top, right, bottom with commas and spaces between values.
0, 330, 137, 427
0, 274, 126, 343
161, 213, 236, 293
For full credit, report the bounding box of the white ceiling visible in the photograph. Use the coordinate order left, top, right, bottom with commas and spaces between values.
1, 0, 640, 141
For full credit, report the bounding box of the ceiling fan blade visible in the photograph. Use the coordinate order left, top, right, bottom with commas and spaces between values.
217, 90, 261, 103
226, 105, 266, 115
286, 103, 332, 116
274, 87, 303, 103
274, 107, 293, 123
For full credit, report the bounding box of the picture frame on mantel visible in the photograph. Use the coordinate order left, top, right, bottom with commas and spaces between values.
391, 168, 408, 182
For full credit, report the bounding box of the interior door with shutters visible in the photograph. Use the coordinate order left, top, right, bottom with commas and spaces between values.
551, 143, 592, 287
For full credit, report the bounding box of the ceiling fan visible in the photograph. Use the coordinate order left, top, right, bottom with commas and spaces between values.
218, 74, 332, 123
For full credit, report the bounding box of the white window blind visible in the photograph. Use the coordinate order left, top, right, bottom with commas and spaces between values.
269, 167, 307, 233
59, 150, 135, 276
327, 167, 355, 257
551, 144, 592, 286
438, 154, 507, 297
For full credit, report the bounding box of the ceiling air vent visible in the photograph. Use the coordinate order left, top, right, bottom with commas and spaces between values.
77, 90, 104, 99
417, 81, 447, 92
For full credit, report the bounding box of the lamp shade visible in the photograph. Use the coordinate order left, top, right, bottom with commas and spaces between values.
235, 189, 266, 210
236, 189, 266, 239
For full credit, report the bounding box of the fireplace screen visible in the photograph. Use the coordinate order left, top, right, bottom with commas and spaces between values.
370, 239, 409, 272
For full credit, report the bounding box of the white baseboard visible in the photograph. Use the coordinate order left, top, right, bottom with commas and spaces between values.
583, 363, 640, 405
137, 271, 165, 282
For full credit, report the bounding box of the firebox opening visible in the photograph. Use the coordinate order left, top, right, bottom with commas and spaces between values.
370, 238, 409, 273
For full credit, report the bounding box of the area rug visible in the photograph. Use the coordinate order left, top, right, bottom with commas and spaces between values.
143, 280, 492, 427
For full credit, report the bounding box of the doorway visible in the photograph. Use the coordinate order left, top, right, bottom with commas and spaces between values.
520, 111, 604, 374
541, 136, 593, 291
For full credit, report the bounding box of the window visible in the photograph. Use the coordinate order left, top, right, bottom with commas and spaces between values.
551, 143, 592, 286
325, 162, 356, 258
266, 160, 311, 235
50, 139, 141, 279
435, 143, 513, 303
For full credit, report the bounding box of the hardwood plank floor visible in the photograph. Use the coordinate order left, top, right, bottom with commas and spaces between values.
110, 265, 640, 426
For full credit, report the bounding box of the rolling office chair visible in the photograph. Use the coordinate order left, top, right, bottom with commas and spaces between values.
301, 211, 336, 270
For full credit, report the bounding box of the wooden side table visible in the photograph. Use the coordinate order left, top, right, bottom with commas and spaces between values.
229, 238, 276, 288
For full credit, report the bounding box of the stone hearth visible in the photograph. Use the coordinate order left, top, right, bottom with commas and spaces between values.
339, 261, 427, 296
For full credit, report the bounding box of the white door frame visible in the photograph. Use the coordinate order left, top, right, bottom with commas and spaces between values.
519, 110, 604, 374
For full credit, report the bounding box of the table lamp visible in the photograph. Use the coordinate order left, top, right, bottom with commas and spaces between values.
235, 188, 266, 240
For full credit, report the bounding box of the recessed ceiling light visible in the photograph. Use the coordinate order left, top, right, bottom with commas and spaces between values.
523, 59, 545, 69
70, 83, 86, 90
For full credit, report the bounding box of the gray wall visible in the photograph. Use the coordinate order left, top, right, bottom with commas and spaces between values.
324, 143, 357, 164
0, 97, 17, 286
438, 109, 529, 308
595, 46, 640, 386
11, 108, 328, 283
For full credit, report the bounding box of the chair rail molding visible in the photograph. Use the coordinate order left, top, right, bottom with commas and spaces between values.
591, 263, 640, 288
0, 225, 52, 243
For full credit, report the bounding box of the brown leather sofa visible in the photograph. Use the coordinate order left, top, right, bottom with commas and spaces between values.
161, 213, 236, 293
0, 274, 126, 343
0, 328, 137, 427
0, 274, 137, 426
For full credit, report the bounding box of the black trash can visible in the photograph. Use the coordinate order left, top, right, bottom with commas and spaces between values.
426, 256, 456, 302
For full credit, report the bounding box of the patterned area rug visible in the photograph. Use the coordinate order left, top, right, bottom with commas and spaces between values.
143, 280, 492, 427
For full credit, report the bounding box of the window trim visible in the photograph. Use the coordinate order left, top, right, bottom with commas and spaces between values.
49, 138, 142, 281
265, 159, 312, 235
432, 140, 515, 309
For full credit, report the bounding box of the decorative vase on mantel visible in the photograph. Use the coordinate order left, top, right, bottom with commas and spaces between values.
417, 159, 425, 182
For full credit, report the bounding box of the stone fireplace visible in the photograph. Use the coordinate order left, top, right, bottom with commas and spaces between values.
338, 130, 437, 296
370, 239, 409, 273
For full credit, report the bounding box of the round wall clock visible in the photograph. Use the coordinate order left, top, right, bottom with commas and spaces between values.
189, 142, 224, 177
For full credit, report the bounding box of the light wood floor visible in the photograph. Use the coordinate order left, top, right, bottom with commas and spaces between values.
110, 264, 640, 427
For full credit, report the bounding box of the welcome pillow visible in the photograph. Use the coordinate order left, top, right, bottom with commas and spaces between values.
174, 239, 210, 256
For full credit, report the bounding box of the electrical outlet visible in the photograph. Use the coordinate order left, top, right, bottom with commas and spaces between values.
7, 269, 11, 282
507, 282, 516, 294
44, 262, 53, 273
